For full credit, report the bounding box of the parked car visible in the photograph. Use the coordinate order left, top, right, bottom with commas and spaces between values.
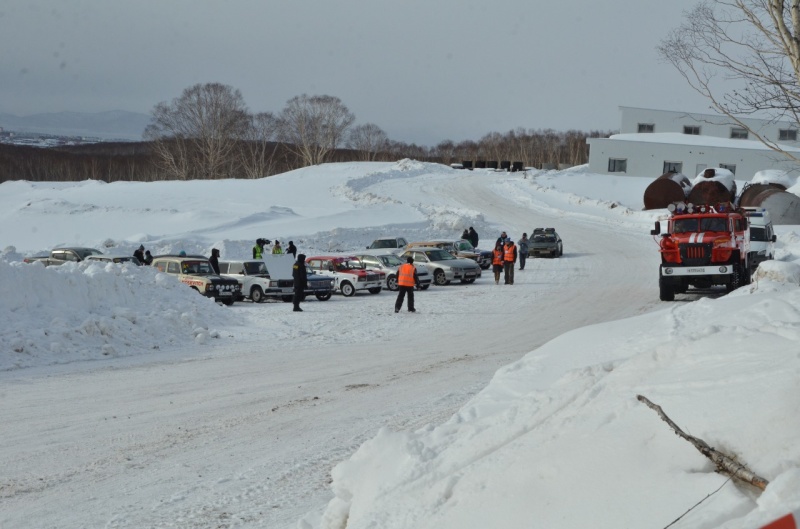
529, 228, 563, 258
366, 237, 409, 252
218, 259, 294, 303
399, 247, 482, 286
24, 247, 103, 266
352, 251, 432, 291
151, 254, 241, 305
84, 254, 142, 265
303, 266, 335, 301
405, 239, 492, 269
305, 255, 384, 296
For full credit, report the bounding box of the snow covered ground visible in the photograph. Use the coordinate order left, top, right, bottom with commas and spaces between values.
1, 161, 800, 529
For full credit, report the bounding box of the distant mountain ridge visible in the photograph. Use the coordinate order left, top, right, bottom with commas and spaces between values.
0, 110, 151, 141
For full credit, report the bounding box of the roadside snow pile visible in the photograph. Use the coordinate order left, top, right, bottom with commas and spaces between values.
752, 260, 800, 287
0, 261, 236, 370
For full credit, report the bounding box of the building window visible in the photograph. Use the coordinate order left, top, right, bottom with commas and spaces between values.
683, 125, 700, 135
719, 163, 736, 175
638, 123, 655, 133
730, 127, 748, 139
779, 129, 797, 141
608, 158, 627, 172
663, 161, 683, 174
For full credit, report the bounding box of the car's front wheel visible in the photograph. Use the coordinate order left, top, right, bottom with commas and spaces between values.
281, 295, 293, 303
434, 269, 447, 286
462, 277, 476, 284
368, 287, 382, 294
387, 275, 398, 291
315, 291, 332, 301
419, 284, 430, 290
340, 281, 356, 297
250, 286, 264, 303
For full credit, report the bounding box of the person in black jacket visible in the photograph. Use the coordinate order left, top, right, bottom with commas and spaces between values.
133, 244, 145, 263
468, 227, 479, 248
209, 248, 221, 274
286, 241, 297, 258
292, 253, 307, 312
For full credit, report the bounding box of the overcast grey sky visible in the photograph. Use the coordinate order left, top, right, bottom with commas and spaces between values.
1, 0, 707, 146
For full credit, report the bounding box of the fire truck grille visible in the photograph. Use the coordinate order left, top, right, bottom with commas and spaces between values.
679, 243, 712, 265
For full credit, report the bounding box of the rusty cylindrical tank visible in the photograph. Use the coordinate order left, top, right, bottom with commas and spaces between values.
687, 179, 737, 206
740, 183, 800, 224
643, 172, 692, 210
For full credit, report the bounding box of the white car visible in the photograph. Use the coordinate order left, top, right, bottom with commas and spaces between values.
744, 207, 776, 272
218, 257, 294, 303
399, 247, 482, 286
352, 251, 432, 291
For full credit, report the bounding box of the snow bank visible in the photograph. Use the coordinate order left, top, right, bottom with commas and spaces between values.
0, 260, 236, 370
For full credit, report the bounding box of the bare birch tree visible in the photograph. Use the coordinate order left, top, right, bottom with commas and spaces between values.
277, 94, 356, 167
144, 83, 251, 179
240, 111, 280, 179
346, 123, 389, 161
659, 0, 800, 162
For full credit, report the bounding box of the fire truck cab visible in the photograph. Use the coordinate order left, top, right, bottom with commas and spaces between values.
651, 202, 750, 301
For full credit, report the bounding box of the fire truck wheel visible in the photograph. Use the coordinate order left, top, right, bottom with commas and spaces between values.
727, 264, 743, 292
659, 278, 675, 301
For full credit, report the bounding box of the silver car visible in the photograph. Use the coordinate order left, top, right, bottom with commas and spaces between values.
353, 252, 432, 291
399, 247, 482, 286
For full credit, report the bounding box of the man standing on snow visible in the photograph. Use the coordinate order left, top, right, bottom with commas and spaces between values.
517, 233, 529, 270
209, 248, 221, 274
394, 256, 419, 313
253, 239, 266, 259
286, 241, 297, 258
503, 239, 517, 285
133, 244, 145, 263
468, 227, 479, 248
292, 253, 307, 312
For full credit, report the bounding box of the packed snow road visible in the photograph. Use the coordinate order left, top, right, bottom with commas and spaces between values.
0, 169, 661, 528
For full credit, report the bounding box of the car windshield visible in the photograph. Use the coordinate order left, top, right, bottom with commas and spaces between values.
369, 240, 396, 249
425, 249, 455, 261
750, 227, 767, 241
379, 254, 404, 266
456, 241, 474, 251
76, 248, 103, 259
335, 260, 364, 271
181, 260, 214, 274
244, 261, 268, 275
672, 218, 699, 233
700, 218, 728, 231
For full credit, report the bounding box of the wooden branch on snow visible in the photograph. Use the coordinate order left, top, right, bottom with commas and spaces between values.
636, 395, 769, 491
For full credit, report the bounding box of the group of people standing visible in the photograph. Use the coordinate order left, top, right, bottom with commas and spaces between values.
133, 245, 153, 266
460, 226, 480, 248
491, 231, 530, 285
252, 238, 297, 258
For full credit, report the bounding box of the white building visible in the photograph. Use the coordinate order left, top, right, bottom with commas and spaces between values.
587, 106, 800, 178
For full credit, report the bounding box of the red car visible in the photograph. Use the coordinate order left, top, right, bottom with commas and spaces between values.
305, 255, 385, 296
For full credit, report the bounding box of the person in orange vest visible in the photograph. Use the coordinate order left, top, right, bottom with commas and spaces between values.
503, 239, 517, 285
491, 240, 504, 285
394, 256, 420, 313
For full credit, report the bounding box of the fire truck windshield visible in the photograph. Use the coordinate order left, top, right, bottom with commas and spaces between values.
673, 218, 699, 233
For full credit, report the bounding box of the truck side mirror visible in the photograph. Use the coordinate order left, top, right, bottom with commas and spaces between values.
772, 235, 777, 242
650, 221, 661, 236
